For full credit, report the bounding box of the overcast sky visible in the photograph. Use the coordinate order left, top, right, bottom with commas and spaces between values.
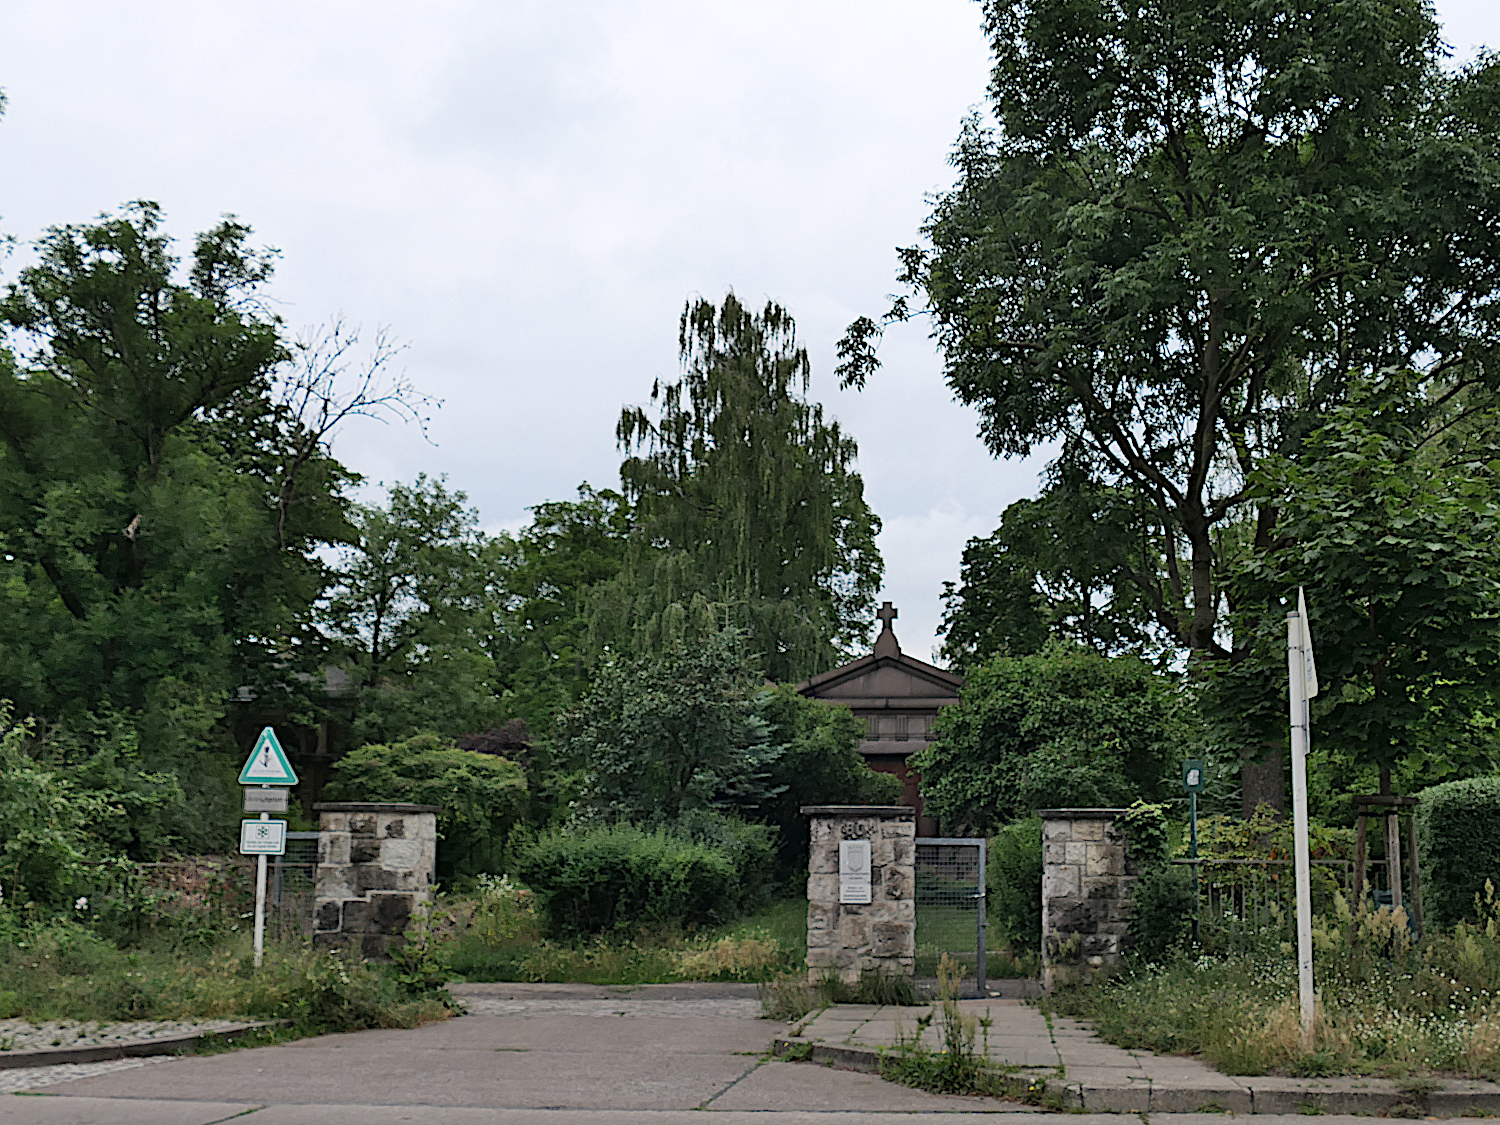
2, 1, 1497, 666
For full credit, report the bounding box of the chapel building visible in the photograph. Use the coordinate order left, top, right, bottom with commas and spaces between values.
795, 602, 965, 836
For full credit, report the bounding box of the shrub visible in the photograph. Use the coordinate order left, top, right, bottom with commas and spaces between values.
989, 816, 1042, 953
516, 824, 739, 936
326, 733, 527, 881
1129, 862, 1196, 961
670, 808, 777, 913
1417, 777, 1500, 928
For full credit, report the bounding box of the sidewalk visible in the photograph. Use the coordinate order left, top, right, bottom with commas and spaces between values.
775, 998, 1500, 1115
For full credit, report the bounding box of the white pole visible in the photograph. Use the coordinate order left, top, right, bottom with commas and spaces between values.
1287, 610, 1315, 1051
253, 809, 269, 968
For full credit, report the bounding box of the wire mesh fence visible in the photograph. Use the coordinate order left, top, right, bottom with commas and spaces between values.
137, 833, 319, 943
914, 837, 986, 992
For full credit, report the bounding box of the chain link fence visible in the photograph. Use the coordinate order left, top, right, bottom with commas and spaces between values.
914, 837, 986, 994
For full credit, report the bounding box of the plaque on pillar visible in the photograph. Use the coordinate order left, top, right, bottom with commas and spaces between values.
839, 839, 872, 904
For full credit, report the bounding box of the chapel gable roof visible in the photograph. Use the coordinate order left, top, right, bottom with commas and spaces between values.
795, 602, 964, 708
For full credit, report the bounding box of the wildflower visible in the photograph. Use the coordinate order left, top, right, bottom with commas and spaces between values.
74, 897, 88, 911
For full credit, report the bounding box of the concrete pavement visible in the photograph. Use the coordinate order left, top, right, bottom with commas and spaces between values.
8, 983, 1500, 1121
780, 998, 1500, 1115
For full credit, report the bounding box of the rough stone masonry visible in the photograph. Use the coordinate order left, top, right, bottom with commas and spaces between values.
802, 805, 916, 984
1039, 807, 1137, 990
312, 802, 438, 958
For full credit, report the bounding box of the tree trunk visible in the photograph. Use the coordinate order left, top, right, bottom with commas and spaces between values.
1241, 747, 1286, 819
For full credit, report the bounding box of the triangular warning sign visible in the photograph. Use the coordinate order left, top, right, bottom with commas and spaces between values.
239, 726, 298, 786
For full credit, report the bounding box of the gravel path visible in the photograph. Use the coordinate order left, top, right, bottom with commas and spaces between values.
0, 1056, 167, 1094
0, 1018, 250, 1054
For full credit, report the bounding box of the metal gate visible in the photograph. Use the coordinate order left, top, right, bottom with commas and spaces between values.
914, 837, 986, 994
267, 831, 320, 939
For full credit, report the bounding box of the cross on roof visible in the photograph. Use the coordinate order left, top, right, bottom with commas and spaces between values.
877, 602, 897, 630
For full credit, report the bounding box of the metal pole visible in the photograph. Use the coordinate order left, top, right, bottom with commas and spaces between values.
1190, 790, 1200, 945
976, 839, 987, 998
1287, 610, 1316, 1051
253, 809, 268, 968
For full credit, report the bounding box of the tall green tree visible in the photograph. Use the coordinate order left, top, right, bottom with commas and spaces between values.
940, 468, 1169, 666
489, 484, 631, 731
323, 475, 503, 745
840, 0, 1500, 799
595, 293, 883, 682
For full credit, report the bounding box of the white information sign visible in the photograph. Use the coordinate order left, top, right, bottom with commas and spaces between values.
839, 839, 872, 905
239, 818, 287, 856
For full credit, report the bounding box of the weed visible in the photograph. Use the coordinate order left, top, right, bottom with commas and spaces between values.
778, 1041, 814, 1061
1297, 1101, 1326, 1115
759, 978, 819, 1021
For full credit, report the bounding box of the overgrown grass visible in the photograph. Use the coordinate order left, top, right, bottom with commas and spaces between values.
1049, 888, 1500, 1078
0, 920, 454, 1035
446, 883, 808, 984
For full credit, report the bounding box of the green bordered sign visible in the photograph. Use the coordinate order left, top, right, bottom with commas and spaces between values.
1182, 759, 1206, 793
238, 726, 298, 787
239, 818, 287, 856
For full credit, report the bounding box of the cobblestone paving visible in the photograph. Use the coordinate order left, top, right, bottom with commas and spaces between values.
460, 996, 764, 1019
0, 1056, 167, 1094
0, 1017, 249, 1053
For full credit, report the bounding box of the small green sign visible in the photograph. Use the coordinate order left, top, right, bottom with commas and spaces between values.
238, 726, 298, 786
1182, 759, 1206, 793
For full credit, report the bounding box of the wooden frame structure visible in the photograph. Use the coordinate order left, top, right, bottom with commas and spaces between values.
1351, 794, 1423, 937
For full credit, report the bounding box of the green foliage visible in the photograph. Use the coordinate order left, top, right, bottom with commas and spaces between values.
325, 733, 526, 881
942, 472, 1170, 665
514, 824, 741, 937
0, 921, 452, 1033
1417, 777, 1500, 929
1053, 891, 1500, 1076
1213, 375, 1500, 785
1129, 863, 1196, 963
0, 707, 180, 920
489, 485, 631, 732
912, 644, 1183, 832
843, 0, 1500, 674
989, 816, 1042, 953
595, 293, 883, 681
563, 631, 780, 823
752, 684, 903, 873
1122, 800, 1172, 868
0, 205, 354, 848
324, 475, 505, 746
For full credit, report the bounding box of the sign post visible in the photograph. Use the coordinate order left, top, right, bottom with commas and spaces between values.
1182, 759, 1206, 938
238, 727, 297, 967
1287, 589, 1319, 1051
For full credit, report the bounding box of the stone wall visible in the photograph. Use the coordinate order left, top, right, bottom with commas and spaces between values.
1040, 808, 1136, 990
313, 802, 439, 959
802, 805, 916, 984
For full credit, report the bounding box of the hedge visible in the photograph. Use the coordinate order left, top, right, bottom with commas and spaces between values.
515, 824, 739, 937
1416, 776, 1500, 928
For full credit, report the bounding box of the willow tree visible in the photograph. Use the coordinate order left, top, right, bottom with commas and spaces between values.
591, 293, 882, 682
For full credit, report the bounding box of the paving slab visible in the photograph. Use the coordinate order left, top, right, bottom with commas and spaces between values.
0, 1094, 256, 1124
707, 1060, 1030, 1112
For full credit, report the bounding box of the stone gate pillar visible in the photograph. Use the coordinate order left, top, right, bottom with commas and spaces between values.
1040, 808, 1137, 990
802, 805, 916, 984
313, 802, 439, 959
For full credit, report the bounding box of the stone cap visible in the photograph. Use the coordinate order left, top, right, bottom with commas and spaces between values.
1038, 808, 1129, 820
799, 805, 915, 818
314, 802, 441, 814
